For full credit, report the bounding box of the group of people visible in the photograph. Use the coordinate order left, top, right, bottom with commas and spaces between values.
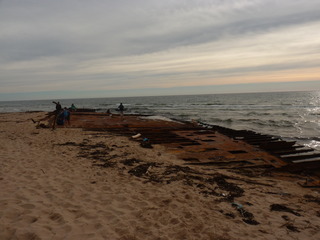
52, 101, 126, 127
53, 101, 76, 126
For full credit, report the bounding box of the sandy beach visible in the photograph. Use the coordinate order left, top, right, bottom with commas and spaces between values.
1, 112, 320, 240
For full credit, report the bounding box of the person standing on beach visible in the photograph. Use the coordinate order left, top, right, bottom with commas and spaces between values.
63, 107, 71, 126
52, 101, 62, 129
52, 101, 62, 113
118, 103, 124, 120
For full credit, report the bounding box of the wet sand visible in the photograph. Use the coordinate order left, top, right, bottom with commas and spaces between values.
0, 112, 320, 240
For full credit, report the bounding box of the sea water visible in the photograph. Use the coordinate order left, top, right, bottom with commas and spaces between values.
1, 91, 319, 150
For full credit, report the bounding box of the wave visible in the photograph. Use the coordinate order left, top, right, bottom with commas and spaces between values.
293, 136, 320, 141
1, 91, 318, 149
247, 111, 270, 116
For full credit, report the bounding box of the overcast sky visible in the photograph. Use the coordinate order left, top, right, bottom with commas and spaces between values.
1, 0, 320, 100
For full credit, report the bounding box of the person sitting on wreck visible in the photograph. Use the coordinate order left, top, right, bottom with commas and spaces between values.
70, 103, 77, 112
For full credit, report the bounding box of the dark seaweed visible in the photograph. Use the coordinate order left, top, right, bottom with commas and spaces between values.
270, 204, 301, 216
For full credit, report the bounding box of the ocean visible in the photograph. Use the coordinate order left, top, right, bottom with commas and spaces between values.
1, 91, 319, 150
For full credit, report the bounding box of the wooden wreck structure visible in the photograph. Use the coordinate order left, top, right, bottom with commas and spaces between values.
45, 110, 320, 187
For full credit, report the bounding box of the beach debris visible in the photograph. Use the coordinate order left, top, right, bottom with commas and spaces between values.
270, 204, 301, 216
140, 138, 153, 148
230, 166, 272, 178
31, 118, 49, 128
299, 179, 320, 188
182, 157, 200, 162
93, 161, 116, 168
212, 175, 244, 201
232, 202, 259, 225
282, 215, 290, 221
224, 212, 236, 219
120, 158, 142, 166
30, 117, 48, 127
31, 118, 38, 124
163, 165, 196, 175
51, 137, 253, 206
37, 123, 48, 128
303, 194, 320, 204
128, 163, 156, 177
232, 202, 243, 209
285, 224, 300, 232
280, 216, 300, 232
265, 191, 291, 196
132, 133, 141, 139
57, 140, 118, 167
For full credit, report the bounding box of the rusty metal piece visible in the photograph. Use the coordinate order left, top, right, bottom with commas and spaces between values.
299, 180, 320, 188
273, 148, 314, 155
259, 141, 296, 151
282, 154, 320, 162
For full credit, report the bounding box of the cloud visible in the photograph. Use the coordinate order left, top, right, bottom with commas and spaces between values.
0, 0, 320, 99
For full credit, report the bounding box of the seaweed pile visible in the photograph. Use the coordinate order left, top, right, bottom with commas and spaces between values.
57, 139, 288, 226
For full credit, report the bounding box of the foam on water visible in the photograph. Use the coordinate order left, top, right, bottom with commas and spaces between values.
140, 116, 183, 123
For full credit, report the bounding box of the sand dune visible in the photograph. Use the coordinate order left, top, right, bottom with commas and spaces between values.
0, 112, 320, 240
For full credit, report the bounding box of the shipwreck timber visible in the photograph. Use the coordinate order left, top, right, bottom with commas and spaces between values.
42, 111, 320, 187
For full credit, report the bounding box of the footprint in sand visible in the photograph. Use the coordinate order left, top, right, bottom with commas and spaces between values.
49, 212, 65, 224
21, 203, 36, 210
23, 215, 38, 224
16, 232, 41, 240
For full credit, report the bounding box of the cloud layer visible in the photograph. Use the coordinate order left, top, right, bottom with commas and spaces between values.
1, 0, 320, 99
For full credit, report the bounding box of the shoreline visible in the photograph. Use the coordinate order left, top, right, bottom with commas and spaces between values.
1, 112, 320, 239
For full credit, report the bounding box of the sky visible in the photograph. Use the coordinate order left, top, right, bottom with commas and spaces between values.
1, 0, 320, 101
